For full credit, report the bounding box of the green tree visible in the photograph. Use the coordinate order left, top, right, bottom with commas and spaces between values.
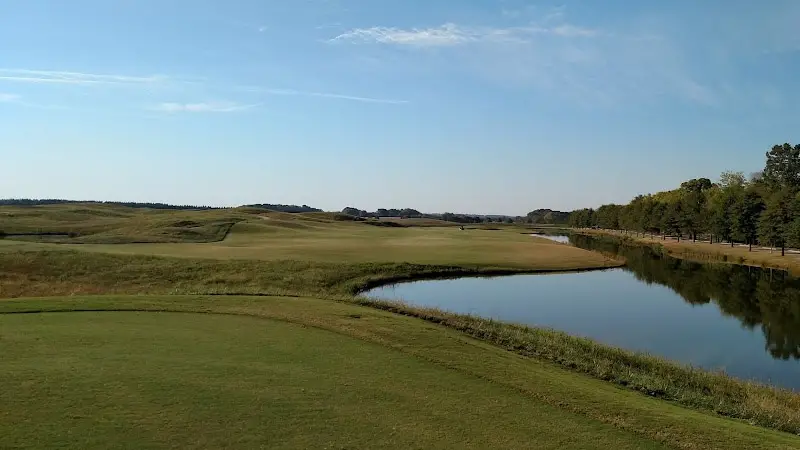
786, 194, 800, 248
679, 178, 713, 241
664, 201, 683, 240
709, 175, 745, 246
595, 204, 621, 229
763, 143, 800, 192
758, 189, 793, 256
731, 189, 764, 251
718, 171, 746, 189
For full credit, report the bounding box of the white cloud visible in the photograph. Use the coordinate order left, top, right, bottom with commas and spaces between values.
0, 92, 67, 110
0, 93, 20, 102
0, 69, 165, 85
257, 88, 408, 104
329, 13, 727, 107
258, 26, 268, 33
329, 21, 601, 47
549, 24, 599, 38
153, 102, 258, 113
331, 23, 474, 47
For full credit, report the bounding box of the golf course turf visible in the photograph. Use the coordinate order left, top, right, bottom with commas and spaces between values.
1, 204, 799, 449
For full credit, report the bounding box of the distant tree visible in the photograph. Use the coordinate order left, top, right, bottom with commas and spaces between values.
527, 209, 570, 225
709, 175, 745, 246
399, 208, 422, 218
342, 207, 364, 217
679, 178, 713, 241
664, 201, 683, 240
763, 143, 800, 191
245, 204, 322, 213
718, 171, 746, 189
568, 208, 595, 228
786, 194, 800, 249
758, 189, 793, 256
731, 189, 765, 251
649, 201, 667, 237
710, 190, 735, 245
0, 199, 223, 210
595, 204, 621, 229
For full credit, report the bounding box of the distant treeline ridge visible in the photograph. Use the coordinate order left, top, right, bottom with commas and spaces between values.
0, 199, 322, 213
341, 207, 570, 225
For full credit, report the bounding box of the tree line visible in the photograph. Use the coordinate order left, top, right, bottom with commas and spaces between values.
0, 199, 323, 214
242, 204, 322, 213
342, 207, 569, 225
569, 143, 800, 256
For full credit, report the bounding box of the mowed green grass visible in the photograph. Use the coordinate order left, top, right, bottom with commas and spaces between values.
0, 217, 614, 269
3, 295, 799, 449
3, 206, 800, 448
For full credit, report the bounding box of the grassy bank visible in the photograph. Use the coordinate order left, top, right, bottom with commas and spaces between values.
356, 297, 800, 435
576, 228, 800, 274
2, 246, 800, 438
2, 206, 800, 447
2, 295, 799, 449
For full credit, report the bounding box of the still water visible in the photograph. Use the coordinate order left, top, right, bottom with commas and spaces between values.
367, 234, 800, 390
531, 233, 571, 244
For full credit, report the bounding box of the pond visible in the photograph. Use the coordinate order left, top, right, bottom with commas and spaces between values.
367, 234, 800, 390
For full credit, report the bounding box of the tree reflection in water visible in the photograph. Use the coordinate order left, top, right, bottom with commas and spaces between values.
569, 234, 800, 361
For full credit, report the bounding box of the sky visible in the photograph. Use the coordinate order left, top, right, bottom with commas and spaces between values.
2, 0, 799, 215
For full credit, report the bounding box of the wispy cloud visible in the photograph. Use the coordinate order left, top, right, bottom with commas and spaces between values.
254, 88, 408, 104
331, 23, 477, 47
0, 92, 68, 110
0, 69, 165, 85
329, 22, 601, 47
328, 9, 726, 107
153, 102, 258, 113
0, 93, 21, 102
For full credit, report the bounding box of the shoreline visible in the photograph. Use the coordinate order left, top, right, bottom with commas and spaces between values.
5, 292, 795, 434
350, 264, 623, 295
351, 294, 800, 434
572, 228, 800, 274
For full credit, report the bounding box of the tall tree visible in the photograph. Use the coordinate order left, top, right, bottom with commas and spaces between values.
718, 171, 746, 189
679, 178, 712, 241
731, 189, 765, 251
763, 143, 800, 192
664, 201, 683, 240
786, 193, 800, 249
709, 173, 745, 246
758, 189, 793, 256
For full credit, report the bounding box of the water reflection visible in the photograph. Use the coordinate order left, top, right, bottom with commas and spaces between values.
569, 234, 800, 362
531, 233, 571, 244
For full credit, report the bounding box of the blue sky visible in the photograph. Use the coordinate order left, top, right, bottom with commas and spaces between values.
2, 0, 799, 215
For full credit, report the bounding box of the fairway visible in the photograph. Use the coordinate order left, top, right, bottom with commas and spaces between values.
3, 205, 800, 449
0, 311, 658, 450
0, 217, 613, 269
3, 296, 799, 449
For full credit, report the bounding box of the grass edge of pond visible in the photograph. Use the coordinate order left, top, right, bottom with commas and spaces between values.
3, 241, 800, 435
354, 296, 800, 435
